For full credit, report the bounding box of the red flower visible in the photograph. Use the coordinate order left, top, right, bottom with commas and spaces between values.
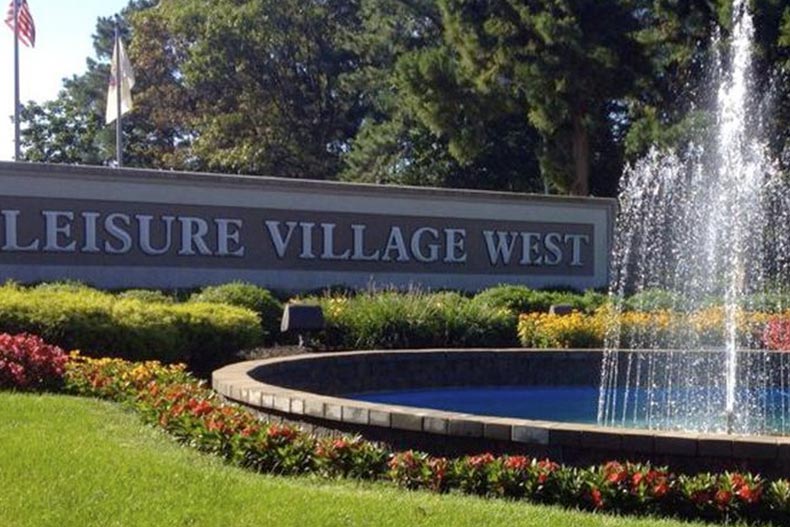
631, 472, 644, 487
590, 487, 604, 509
187, 398, 213, 417
730, 473, 745, 488
429, 457, 447, 476
653, 482, 669, 498
240, 425, 259, 437
429, 457, 448, 489
0, 333, 69, 390
504, 456, 529, 471
536, 459, 559, 472
267, 424, 298, 442
714, 490, 733, 509
389, 451, 419, 470
206, 418, 222, 432
467, 453, 495, 469
736, 484, 761, 504
332, 438, 350, 450
763, 318, 790, 350
536, 459, 559, 484
603, 461, 627, 485
607, 470, 626, 484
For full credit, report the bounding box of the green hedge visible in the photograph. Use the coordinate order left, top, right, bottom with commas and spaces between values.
623, 288, 790, 313
0, 283, 262, 375
472, 284, 606, 314
116, 289, 176, 304
190, 282, 283, 345
314, 290, 518, 349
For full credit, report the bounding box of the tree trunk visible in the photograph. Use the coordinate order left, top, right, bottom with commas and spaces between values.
570, 113, 590, 196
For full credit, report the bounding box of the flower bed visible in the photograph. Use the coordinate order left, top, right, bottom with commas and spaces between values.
4, 331, 790, 524
518, 307, 777, 349
0, 332, 68, 390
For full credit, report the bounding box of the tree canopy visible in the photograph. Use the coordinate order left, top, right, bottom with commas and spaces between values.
17, 0, 790, 197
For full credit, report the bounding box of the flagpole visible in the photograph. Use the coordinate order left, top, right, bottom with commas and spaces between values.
114, 22, 123, 168
13, 0, 20, 161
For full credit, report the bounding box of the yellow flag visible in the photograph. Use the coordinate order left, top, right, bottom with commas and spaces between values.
105, 37, 135, 124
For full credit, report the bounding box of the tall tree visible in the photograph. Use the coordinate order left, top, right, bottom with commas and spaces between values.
132, 0, 366, 179
751, 0, 790, 173
431, 0, 648, 195
21, 0, 790, 199
339, 0, 543, 192
623, 1, 722, 159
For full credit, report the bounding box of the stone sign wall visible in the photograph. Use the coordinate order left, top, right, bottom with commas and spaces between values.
0, 162, 615, 291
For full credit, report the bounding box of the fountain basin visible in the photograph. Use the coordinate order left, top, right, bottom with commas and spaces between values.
213, 349, 790, 476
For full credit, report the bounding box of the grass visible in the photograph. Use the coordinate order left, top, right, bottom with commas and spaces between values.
0, 392, 718, 527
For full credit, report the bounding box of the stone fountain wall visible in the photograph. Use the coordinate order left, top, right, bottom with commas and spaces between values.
214, 350, 790, 477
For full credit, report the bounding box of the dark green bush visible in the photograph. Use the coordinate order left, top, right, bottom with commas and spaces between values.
315, 290, 517, 349
0, 283, 262, 375
740, 292, 790, 313
623, 289, 790, 313
190, 282, 282, 345
624, 289, 685, 312
472, 285, 606, 314
116, 289, 175, 304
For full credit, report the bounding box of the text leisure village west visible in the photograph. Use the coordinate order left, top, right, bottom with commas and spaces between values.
0, 208, 591, 269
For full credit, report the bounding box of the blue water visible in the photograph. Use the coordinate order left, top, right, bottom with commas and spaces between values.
351, 386, 600, 423
350, 385, 790, 433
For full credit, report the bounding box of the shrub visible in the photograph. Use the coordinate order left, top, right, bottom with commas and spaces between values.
0, 283, 262, 374
116, 289, 175, 304
675, 471, 764, 520
0, 332, 68, 390
624, 289, 685, 312
452, 453, 498, 495
489, 457, 567, 503
316, 290, 517, 349
473, 285, 605, 314
387, 451, 452, 492
623, 290, 790, 314
763, 318, 790, 350
32, 280, 104, 296
314, 435, 388, 479
169, 302, 264, 374
191, 282, 282, 345
744, 292, 790, 313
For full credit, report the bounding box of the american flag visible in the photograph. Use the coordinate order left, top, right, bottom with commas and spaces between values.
4, 0, 35, 48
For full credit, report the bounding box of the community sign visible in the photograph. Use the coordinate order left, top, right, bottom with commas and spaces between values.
0, 162, 614, 292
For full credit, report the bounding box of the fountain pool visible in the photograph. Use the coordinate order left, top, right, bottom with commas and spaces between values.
213, 349, 790, 476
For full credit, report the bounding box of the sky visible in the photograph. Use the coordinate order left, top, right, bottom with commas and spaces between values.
1, 0, 130, 161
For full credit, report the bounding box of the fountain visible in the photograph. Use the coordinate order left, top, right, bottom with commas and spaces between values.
212, 1, 790, 476
598, 0, 789, 435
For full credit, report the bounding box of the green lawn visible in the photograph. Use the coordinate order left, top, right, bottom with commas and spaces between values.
0, 392, 717, 527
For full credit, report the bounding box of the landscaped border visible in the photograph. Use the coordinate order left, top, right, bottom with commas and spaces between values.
213, 349, 790, 476
6, 335, 790, 525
